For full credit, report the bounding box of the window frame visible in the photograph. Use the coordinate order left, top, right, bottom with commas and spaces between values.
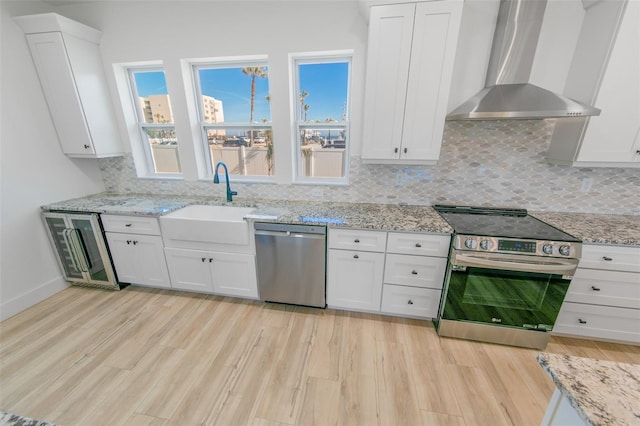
290, 51, 353, 185
191, 57, 274, 182
125, 65, 182, 178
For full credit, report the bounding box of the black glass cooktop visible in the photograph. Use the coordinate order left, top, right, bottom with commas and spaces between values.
434, 205, 580, 242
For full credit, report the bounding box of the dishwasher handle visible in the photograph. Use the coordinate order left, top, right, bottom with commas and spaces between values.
255, 229, 326, 240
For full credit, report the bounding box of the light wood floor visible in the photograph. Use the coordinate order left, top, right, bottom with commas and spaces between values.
1, 286, 639, 426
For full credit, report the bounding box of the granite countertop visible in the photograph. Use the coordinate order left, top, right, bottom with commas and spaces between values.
41, 192, 640, 243
531, 211, 640, 246
41, 193, 452, 234
537, 352, 640, 426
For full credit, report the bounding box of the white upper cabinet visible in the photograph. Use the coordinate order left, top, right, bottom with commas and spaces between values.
362, 1, 462, 164
14, 13, 123, 158
575, 0, 639, 165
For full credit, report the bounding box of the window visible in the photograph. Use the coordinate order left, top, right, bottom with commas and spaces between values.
193, 59, 273, 178
292, 52, 351, 183
127, 67, 181, 175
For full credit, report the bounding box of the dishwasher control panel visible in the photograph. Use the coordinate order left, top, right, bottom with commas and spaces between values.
254, 222, 326, 235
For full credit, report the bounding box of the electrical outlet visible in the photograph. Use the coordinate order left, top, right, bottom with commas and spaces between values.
580, 178, 593, 193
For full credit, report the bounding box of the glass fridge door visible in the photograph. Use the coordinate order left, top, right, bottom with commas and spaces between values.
43, 214, 85, 281
68, 215, 118, 288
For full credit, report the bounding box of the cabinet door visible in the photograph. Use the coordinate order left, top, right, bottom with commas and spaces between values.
327, 249, 385, 311
210, 252, 258, 299
554, 302, 640, 343
106, 232, 138, 284
401, 0, 462, 161
26, 32, 93, 156
362, 3, 415, 160
384, 254, 447, 289
381, 284, 441, 318
164, 248, 213, 293
576, 1, 640, 164
132, 235, 171, 289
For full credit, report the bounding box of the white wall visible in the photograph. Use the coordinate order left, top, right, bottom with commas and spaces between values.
0, 1, 106, 320
55, 1, 368, 183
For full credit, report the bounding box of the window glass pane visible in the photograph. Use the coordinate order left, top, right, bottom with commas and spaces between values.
132, 71, 174, 124
129, 68, 181, 175
197, 66, 271, 123
298, 62, 348, 123
206, 127, 273, 176
299, 126, 346, 178
195, 64, 273, 178
296, 59, 350, 180
143, 128, 180, 173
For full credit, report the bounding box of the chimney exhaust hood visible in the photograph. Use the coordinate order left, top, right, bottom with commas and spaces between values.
446, 0, 601, 120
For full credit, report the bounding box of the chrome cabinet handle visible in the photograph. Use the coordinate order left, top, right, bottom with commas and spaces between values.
591, 286, 601, 291
602, 256, 613, 261
407, 300, 413, 305
578, 319, 587, 324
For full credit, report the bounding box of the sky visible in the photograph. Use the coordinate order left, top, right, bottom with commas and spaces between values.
134, 62, 349, 123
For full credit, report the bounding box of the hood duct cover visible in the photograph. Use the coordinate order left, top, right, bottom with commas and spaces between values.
447, 0, 601, 120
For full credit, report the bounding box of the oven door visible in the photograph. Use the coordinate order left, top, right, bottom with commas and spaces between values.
440, 250, 578, 331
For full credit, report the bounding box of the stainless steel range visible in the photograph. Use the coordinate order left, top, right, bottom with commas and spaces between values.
433, 205, 582, 349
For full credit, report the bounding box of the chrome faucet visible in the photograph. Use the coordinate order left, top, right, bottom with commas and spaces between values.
213, 161, 237, 202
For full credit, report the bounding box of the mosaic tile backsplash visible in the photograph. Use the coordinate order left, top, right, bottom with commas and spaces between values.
99, 120, 639, 215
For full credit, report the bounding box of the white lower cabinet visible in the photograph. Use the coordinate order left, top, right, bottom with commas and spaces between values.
103, 215, 171, 289
554, 244, 640, 344
165, 247, 257, 298
327, 249, 385, 311
381, 284, 441, 318
327, 228, 450, 318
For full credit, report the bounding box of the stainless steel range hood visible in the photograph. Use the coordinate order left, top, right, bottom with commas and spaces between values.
447, 0, 601, 120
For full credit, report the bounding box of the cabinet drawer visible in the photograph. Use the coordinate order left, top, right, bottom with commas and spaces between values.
387, 232, 450, 257
380, 284, 441, 319
383, 254, 446, 289
328, 229, 387, 252
565, 269, 640, 309
553, 302, 640, 344
102, 214, 161, 235
580, 245, 640, 273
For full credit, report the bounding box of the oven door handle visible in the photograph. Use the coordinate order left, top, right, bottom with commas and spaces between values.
453, 253, 578, 275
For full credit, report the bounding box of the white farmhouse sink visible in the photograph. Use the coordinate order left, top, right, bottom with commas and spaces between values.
160, 205, 256, 245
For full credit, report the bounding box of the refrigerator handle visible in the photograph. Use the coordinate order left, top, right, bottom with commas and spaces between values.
69, 228, 90, 272
62, 229, 82, 273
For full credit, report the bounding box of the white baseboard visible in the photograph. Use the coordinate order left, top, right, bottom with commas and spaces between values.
0, 276, 68, 322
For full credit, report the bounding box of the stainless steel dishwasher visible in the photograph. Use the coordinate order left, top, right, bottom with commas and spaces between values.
254, 222, 326, 308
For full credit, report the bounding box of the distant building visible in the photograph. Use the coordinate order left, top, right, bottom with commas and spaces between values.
139, 94, 224, 125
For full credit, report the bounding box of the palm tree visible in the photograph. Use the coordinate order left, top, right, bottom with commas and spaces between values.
303, 104, 310, 122
242, 66, 268, 145
325, 117, 335, 145
299, 90, 308, 121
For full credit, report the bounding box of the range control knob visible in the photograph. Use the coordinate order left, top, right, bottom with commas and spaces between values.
542, 244, 554, 255
479, 240, 492, 250
559, 245, 571, 256
465, 238, 477, 249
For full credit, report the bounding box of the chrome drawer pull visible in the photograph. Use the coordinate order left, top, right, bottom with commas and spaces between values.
591, 286, 601, 291
415, 243, 422, 248
578, 319, 587, 324
407, 300, 413, 305
354, 239, 360, 243
411, 270, 418, 275
125, 223, 132, 227
602, 256, 613, 261
353, 254, 359, 259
